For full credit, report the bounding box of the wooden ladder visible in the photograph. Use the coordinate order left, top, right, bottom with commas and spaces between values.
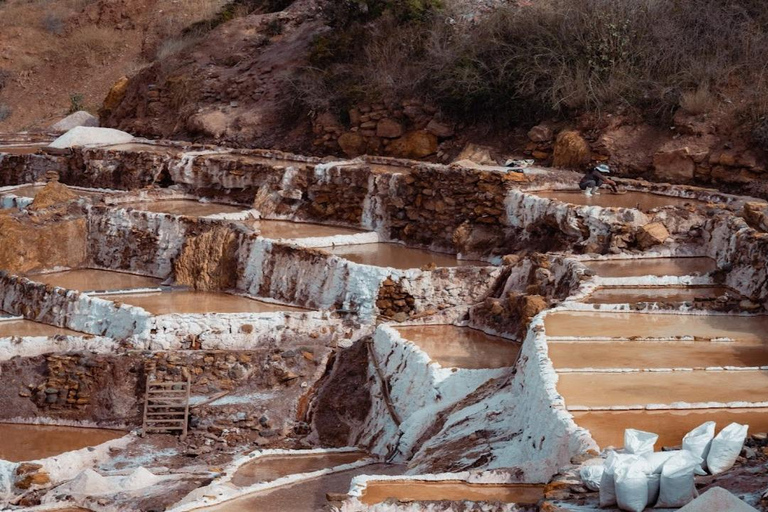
141, 376, 190, 439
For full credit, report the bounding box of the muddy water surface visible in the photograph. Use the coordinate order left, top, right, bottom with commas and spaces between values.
572, 408, 768, 449
0, 145, 45, 155
584, 286, 732, 304
28, 269, 161, 291
534, 190, 702, 211
558, 370, 768, 407
100, 291, 308, 315
0, 423, 124, 462
395, 325, 520, 369
8, 185, 104, 199
197, 463, 404, 512
544, 311, 768, 342
325, 243, 485, 269
246, 219, 365, 239
119, 200, 245, 217
0, 319, 81, 337
583, 257, 717, 277
548, 340, 768, 369
231, 452, 368, 487
361, 481, 544, 505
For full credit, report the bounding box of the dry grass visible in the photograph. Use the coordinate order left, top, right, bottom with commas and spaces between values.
680, 87, 718, 116
67, 26, 122, 66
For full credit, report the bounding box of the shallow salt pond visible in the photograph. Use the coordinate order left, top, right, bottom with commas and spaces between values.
231, 452, 368, 487
583, 285, 732, 304
324, 243, 486, 269
0, 423, 124, 462
100, 290, 308, 315
558, 370, 768, 408
27, 269, 161, 292
572, 408, 768, 450
245, 219, 366, 239
544, 311, 768, 342
196, 463, 404, 512
0, 145, 46, 155
582, 257, 717, 277
394, 325, 520, 369
0, 319, 81, 337
7, 184, 105, 199
548, 339, 768, 370
361, 481, 544, 505
533, 189, 703, 211
118, 199, 246, 217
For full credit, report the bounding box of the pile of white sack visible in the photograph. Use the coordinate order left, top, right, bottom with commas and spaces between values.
580, 422, 749, 511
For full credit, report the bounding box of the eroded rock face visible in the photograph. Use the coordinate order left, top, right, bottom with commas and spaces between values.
636, 221, 670, 249
173, 224, 242, 291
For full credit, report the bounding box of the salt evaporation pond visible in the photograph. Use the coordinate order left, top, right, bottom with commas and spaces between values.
533, 190, 703, 211
572, 408, 768, 450
246, 219, 366, 239
7, 185, 104, 199
395, 325, 520, 369
325, 243, 485, 269
231, 451, 368, 487
100, 291, 308, 315
583, 257, 717, 277
361, 481, 544, 505
118, 200, 245, 217
28, 269, 161, 292
584, 286, 731, 304
544, 311, 768, 342
197, 463, 404, 512
0, 319, 81, 337
0, 145, 45, 155
0, 423, 123, 462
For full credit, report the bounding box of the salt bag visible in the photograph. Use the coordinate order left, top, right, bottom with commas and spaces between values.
600, 451, 637, 507
644, 450, 678, 474
615, 463, 649, 512
646, 473, 660, 506
625, 428, 659, 456
656, 451, 701, 508
706, 422, 748, 475
682, 421, 716, 472
580, 464, 604, 491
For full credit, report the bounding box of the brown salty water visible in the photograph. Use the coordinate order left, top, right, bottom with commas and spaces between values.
583, 257, 717, 277
0, 423, 124, 462
395, 325, 520, 369
361, 481, 544, 505
533, 190, 703, 211
28, 269, 161, 291
325, 243, 486, 269
118, 200, 245, 217
584, 286, 732, 304
100, 291, 308, 315
0, 319, 81, 337
246, 219, 365, 239
231, 452, 368, 487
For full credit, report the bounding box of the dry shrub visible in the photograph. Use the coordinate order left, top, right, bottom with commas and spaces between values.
67, 26, 121, 66
680, 87, 717, 115
0, 104, 11, 122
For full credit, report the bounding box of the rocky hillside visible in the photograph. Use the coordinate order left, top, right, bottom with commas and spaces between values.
0, 0, 227, 131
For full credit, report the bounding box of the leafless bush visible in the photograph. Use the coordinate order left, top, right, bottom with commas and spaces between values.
42, 13, 65, 35
0, 104, 11, 122
0, 69, 10, 91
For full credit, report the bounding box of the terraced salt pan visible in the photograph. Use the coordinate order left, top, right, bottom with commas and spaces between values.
231, 452, 368, 487
195, 464, 403, 512
118, 200, 245, 217
558, 370, 768, 408
0, 319, 81, 337
360, 480, 544, 505
572, 408, 768, 449
0, 424, 124, 462
544, 311, 768, 342
533, 190, 703, 211
7, 185, 104, 199
245, 219, 366, 239
100, 290, 308, 315
583, 286, 732, 304
0, 145, 45, 155
549, 340, 768, 370
394, 325, 520, 369
324, 243, 486, 269
27, 269, 161, 292
583, 257, 717, 277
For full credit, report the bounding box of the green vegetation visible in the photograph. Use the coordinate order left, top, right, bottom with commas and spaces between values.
291, 0, 768, 130
68, 93, 84, 114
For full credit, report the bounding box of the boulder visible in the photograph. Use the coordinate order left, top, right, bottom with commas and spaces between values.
338, 132, 366, 157
743, 202, 768, 232
48, 126, 134, 149
376, 118, 404, 138
528, 124, 553, 142
426, 119, 454, 138
50, 111, 99, 132
454, 143, 496, 165
388, 130, 438, 159
637, 222, 670, 249
653, 136, 716, 181
187, 110, 229, 139
553, 130, 591, 168
678, 487, 757, 512
100, 75, 129, 117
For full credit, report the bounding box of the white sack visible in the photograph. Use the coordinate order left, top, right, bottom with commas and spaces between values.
625, 428, 659, 456
647, 473, 660, 506
656, 451, 702, 508
706, 422, 748, 475
615, 462, 649, 512
645, 451, 678, 474
683, 421, 716, 472
580, 465, 604, 491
